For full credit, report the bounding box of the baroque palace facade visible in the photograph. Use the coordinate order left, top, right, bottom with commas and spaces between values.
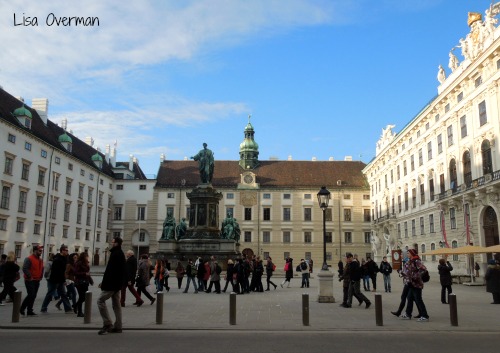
363, 5, 500, 273
1, 86, 371, 267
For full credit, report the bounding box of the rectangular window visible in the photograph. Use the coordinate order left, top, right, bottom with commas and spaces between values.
283, 231, 291, 243
445, 103, 450, 113
66, 179, 72, 195
429, 178, 435, 200
344, 209, 351, 221
437, 134, 443, 154
404, 191, 408, 211
304, 231, 312, 243
450, 207, 456, 229
139, 185, 146, 190
33, 222, 41, 234
364, 232, 371, 243
16, 220, 24, 233
78, 184, 84, 199
325, 232, 332, 243
418, 149, 423, 166
263, 207, 271, 221
403, 161, 407, 176
457, 92, 463, 102
429, 214, 435, 233
114, 206, 122, 220
479, 100, 487, 126
263, 193, 271, 199
283, 194, 291, 200
412, 188, 417, 208
85, 231, 90, 241
363, 194, 370, 200
344, 232, 352, 244
88, 187, 93, 203
244, 231, 251, 242
244, 208, 252, 221
167, 192, 174, 199
420, 183, 425, 205
304, 193, 312, 200
410, 155, 415, 171
8, 134, 16, 143
21, 162, 30, 180
447, 125, 454, 146
4, 156, 13, 174
283, 208, 291, 221
0, 218, 6, 230
460, 115, 467, 138
137, 206, 145, 221
440, 174, 445, 194
304, 208, 312, 221
86, 206, 92, 226
263, 231, 270, 243
80, 169, 85, 176
51, 198, 58, 219
397, 224, 401, 238
343, 194, 351, 200
63, 227, 68, 238
226, 193, 234, 199
54, 156, 60, 164
325, 208, 332, 221
1, 186, 11, 209
475, 76, 482, 87
89, 174, 94, 181
64, 202, 71, 222
427, 141, 432, 161
18, 191, 27, 212
68, 163, 73, 170
25, 142, 32, 151
98, 192, 103, 206
420, 217, 425, 235
411, 219, 416, 236
35, 195, 43, 216
116, 184, 123, 190
38, 169, 46, 186
398, 195, 401, 213
404, 222, 408, 238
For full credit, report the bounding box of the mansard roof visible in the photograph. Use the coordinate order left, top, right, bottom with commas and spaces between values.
0, 88, 114, 177
156, 160, 368, 189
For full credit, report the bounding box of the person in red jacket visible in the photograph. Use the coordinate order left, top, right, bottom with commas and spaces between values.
20, 245, 44, 316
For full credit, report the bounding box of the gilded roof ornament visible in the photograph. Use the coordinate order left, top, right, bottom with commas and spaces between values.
467, 12, 482, 27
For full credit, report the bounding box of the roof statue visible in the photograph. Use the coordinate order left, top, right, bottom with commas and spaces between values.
375, 124, 396, 156
437, 65, 446, 84
448, 50, 459, 72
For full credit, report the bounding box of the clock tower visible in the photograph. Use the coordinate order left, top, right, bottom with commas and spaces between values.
239, 115, 260, 170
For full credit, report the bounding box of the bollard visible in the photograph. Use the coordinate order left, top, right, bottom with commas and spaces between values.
84, 291, 92, 324
302, 293, 309, 326
375, 293, 383, 326
11, 290, 22, 323
229, 292, 236, 325
449, 293, 458, 326
156, 292, 164, 325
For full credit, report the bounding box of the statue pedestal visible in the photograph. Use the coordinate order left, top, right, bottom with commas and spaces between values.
317, 269, 335, 303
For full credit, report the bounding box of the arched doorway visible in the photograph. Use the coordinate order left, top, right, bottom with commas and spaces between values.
483, 206, 499, 246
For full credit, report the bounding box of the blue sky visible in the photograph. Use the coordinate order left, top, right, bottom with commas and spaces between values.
0, 0, 495, 176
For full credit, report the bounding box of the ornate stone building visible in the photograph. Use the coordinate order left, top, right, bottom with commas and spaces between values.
363, 5, 500, 273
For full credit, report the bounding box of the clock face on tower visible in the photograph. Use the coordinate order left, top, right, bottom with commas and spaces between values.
244, 174, 254, 184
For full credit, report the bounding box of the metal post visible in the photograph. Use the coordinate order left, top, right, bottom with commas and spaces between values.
156, 292, 164, 324
302, 293, 309, 326
84, 291, 92, 324
229, 292, 236, 325
375, 293, 383, 326
11, 290, 22, 323
322, 209, 327, 270
449, 293, 458, 326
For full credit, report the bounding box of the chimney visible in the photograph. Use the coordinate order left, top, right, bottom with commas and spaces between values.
110, 142, 117, 167
312, 157, 317, 161
160, 153, 165, 164
184, 157, 188, 160
129, 155, 134, 171
32, 98, 49, 125
105, 144, 110, 164
344, 156, 353, 161
61, 118, 67, 131
329, 157, 334, 161
287, 155, 292, 161
85, 137, 94, 147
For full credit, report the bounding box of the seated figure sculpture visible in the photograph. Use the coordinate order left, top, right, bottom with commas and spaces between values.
220, 212, 241, 242
161, 210, 176, 240
176, 217, 187, 240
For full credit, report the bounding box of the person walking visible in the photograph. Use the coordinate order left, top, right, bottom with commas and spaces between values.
346, 253, 371, 309
379, 256, 393, 293
136, 254, 155, 305
299, 259, 309, 288
0, 252, 20, 305
361, 259, 370, 291
222, 259, 235, 293
175, 261, 185, 289
56, 252, 78, 312
41, 244, 72, 314
253, 256, 264, 292
485, 258, 500, 304
120, 250, 143, 307
400, 249, 429, 322
74, 252, 94, 317
20, 245, 44, 316
265, 257, 277, 291
339, 257, 363, 308
183, 259, 198, 293
281, 257, 293, 288
97, 237, 127, 335
196, 257, 205, 291
365, 256, 379, 292
438, 258, 453, 304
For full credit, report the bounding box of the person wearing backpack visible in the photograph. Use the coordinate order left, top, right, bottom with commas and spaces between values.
281, 257, 293, 288
379, 256, 393, 293
182, 259, 198, 294
265, 257, 277, 291
300, 259, 309, 288
438, 258, 453, 304
400, 249, 429, 322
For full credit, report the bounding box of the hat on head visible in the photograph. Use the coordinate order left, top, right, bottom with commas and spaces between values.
33, 245, 43, 251
346, 252, 353, 258
408, 249, 418, 257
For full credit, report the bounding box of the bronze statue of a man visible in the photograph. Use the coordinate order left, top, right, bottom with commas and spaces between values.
191, 143, 214, 184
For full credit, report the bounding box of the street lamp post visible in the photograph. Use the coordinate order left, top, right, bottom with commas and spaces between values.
317, 186, 331, 271
316, 186, 335, 303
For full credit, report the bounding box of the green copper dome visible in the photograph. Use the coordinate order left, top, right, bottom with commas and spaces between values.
239, 138, 259, 150
58, 132, 73, 144
91, 153, 103, 162
13, 106, 32, 119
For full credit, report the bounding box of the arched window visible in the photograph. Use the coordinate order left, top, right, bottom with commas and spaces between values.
431, 243, 436, 262
421, 244, 426, 261
449, 159, 457, 191
452, 240, 458, 261
481, 140, 493, 175
463, 150, 472, 187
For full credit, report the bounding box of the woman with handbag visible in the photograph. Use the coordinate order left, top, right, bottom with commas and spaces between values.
74, 252, 94, 317
0, 252, 20, 305
281, 257, 293, 288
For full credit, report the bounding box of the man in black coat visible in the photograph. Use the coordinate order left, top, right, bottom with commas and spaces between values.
346, 253, 371, 309
40, 244, 71, 313
120, 250, 143, 307
97, 237, 126, 335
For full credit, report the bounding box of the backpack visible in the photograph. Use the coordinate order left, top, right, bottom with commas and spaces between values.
215, 264, 222, 275
296, 264, 302, 272
421, 269, 430, 283
272, 263, 276, 272
300, 262, 308, 271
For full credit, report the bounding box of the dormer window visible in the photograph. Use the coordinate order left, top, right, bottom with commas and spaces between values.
91, 153, 103, 169
12, 106, 32, 130
58, 132, 73, 152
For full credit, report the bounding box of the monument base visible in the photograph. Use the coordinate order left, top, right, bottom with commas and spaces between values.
157, 239, 239, 262
317, 269, 335, 303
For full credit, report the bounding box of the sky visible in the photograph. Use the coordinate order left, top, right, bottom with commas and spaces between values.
0, 0, 496, 177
